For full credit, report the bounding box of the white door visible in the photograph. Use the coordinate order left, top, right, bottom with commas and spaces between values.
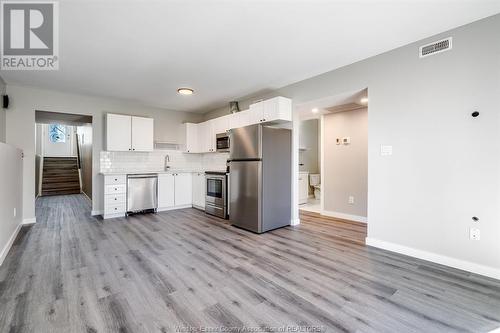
44, 124, 75, 157
158, 174, 175, 209
174, 173, 192, 206
131, 116, 154, 151
106, 114, 131, 151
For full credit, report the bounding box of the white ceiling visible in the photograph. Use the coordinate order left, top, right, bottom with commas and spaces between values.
296, 89, 367, 120
1, 0, 500, 113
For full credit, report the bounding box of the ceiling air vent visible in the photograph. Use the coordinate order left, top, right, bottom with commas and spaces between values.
419, 37, 452, 58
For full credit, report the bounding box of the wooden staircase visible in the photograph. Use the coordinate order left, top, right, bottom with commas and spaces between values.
41, 157, 81, 196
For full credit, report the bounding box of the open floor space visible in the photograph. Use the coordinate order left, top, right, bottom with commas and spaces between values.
1, 195, 499, 332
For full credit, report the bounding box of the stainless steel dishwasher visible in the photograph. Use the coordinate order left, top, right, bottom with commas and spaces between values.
127, 174, 158, 214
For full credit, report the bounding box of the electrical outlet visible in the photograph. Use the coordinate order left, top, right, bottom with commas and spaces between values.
469, 228, 480, 241
13, 208, 16, 217
348, 196, 354, 204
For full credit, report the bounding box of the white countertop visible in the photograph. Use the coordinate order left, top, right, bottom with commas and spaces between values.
100, 169, 226, 175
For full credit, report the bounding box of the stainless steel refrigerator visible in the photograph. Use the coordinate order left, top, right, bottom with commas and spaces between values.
229, 124, 291, 233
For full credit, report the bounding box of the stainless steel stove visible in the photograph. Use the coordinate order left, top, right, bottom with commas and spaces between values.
205, 171, 228, 219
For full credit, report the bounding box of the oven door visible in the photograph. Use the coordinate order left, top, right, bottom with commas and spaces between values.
206, 175, 225, 206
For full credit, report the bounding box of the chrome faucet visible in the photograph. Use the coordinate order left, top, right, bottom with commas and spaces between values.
164, 154, 170, 171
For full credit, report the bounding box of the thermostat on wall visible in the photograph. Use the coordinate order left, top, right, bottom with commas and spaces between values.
342, 137, 351, 145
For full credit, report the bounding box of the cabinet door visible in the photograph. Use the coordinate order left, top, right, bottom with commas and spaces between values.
106, 114, 131, 151
131, 116, 154, 151
158, 174, 175, 209
249, 101, 264, 124
174, 173, 193, 206
263, 97, 292, 122
212, 115, 230, 135
192, 173, 205, 208
199, 121, 215, 153
238, 110, 252, 128
184, 123, 199, 153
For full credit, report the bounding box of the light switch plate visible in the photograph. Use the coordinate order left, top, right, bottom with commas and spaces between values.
381, 145, 393, 156
343, 137, 351, 145
469, 227, 480, 241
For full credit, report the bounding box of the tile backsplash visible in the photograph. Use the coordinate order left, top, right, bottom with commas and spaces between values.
100, 150, 229, 173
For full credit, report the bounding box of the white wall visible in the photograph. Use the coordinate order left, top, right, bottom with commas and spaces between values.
323, 108, 367, 220
6, 85, 203, 220
204, 15, 500, 278
0, 142, 23, 265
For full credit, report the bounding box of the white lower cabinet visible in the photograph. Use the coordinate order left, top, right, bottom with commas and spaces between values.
103, 175, 127, 218
192, 172, 206, 209
158, 172, 192, 211
158, 173, 175, 209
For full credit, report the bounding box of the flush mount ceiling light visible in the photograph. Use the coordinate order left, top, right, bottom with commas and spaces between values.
360, 97, 369, 104
311, 108, 319, 113
177, 88, 194, 95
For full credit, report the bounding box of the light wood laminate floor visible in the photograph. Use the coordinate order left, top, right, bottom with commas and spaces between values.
1, 194, 499, 332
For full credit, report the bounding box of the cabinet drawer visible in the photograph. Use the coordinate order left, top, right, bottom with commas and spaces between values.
105, 175, 126, 185
105, 194, 126, 205
105, 203, 126, 214
105, 184, 126, 194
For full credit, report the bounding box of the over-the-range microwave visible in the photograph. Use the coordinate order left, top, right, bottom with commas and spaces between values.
216, 132, 230, 152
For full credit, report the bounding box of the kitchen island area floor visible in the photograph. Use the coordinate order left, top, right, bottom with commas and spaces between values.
0, 194, 499, 332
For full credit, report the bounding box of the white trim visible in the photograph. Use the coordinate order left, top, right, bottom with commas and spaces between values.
0, 223, 22, 266
321, 210, 367, 223
290, 218, 300, 226
157, 204, 191, 212
22, 218, 36, 225
81, 191, 92, 202
91, 210, 103, 216
366, 237, 500, 281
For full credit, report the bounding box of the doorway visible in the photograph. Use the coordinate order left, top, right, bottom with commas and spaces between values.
35, 111, 93, 199
294, 89, 368, 244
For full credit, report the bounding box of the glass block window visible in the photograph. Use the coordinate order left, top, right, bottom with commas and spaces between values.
49, 124, 66, 143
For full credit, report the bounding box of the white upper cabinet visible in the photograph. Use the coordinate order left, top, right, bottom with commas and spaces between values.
212, 115, 230, 135
106, 113, 154, 152
249, 97, 292, 124
249, 101, 264, 124
106, 113, 132, 151
181, 97, 291, 154
131, 116, 154, 151
183, 123, 199, 153
229, 109, 250, 129
263, 96, 292, 122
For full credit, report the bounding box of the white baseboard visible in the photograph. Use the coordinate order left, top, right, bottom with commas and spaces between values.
91, 210, 103, 216
22, 217, 36, 225
157, 204, 192, 212
321, 210, 367, 223
366, 237, 500, 281
290, 218, 300, 226
0, 223, 22, 266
